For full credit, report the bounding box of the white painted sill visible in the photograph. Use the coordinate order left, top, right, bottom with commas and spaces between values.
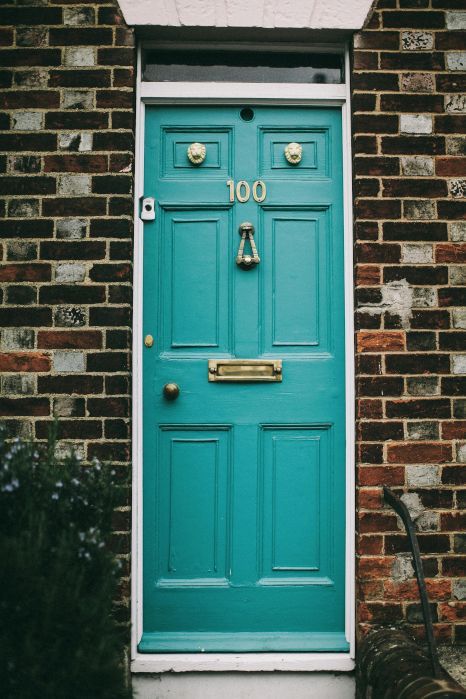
131, 652, 355, 673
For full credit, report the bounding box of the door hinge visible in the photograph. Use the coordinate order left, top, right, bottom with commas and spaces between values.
140, 196, 155, 221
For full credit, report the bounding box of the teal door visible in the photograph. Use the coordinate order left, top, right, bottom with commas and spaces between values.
141, 106, 347, 653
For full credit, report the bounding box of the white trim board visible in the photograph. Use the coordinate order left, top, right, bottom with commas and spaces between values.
131, 43, 355, 674
118, 0, 373, 31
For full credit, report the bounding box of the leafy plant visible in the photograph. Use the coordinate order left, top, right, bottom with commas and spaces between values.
0, 426, 132, 699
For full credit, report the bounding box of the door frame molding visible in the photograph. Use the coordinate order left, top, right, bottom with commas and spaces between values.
131, 42, 355, 673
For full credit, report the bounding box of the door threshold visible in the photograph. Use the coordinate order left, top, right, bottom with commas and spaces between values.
132, 650, 355, 673
139, 631, 349, 654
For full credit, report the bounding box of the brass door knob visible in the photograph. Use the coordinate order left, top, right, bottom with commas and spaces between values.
163, 383, 180, 400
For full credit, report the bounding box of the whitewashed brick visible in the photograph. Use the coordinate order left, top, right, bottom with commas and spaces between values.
457, 444, 466, 463
447, 52, 466, 71
64, 7, 95, 25
452, 355, 466, 375
401, 244, 433, 264
2, 375, 36, 395
407, 465, 440, 488
450, 179, 466, 198
401, 31, 433, 51
407, 377, 439, 396
58, 174, 91, 196
14, 69, 48, 88
400, 492, 423, 520
53, 351, 85, 373
392, 554, 414, 582
1, 328, 34, 350
64, 47, 95, 67
446, 12, 466, 30
55, 263, 86, 283
401, 156, 434, 176
56, 218, 87, 239
445, 94, 466, 114
63, 89, 94, 110
450, 266, 466, 285
12, 111, 43, 131
401, 73, 434, 93
412, 288, 436, 308
58, 132, 93, 152
447, 136, 466, 156
404, 200, 436, 220
55, 442, 85, 461
451, 222, 466, 242
400, 114, 432, 134
53, 396, 82, 417
416, 511, 439, 532
8, 199, 40, 218
453, 579, 466, 601
453, 310, 466, 329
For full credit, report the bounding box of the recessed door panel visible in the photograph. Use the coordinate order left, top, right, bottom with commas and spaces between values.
259, 128, 330, 176
260, 207, 333, 354
155, 428, 231, 587
143, 105, 346, 652
159, 208, 232, 354
161, 128, 232, 178
259, 426, 335, 585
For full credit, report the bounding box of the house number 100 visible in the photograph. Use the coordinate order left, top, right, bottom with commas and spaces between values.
226, 180, 267, 203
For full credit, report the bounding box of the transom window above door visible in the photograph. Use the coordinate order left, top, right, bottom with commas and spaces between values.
142, 48, 345, 84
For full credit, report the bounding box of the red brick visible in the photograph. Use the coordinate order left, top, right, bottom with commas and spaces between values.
439, 603, 466, 622
436, 157, 466, 177
387, 443, 452, 464
358, 557, 393, 580
441, 422, 466, 440
37, 331, 102, 349
0, 352, 50, 372
356, 265, 381, 286
359, 512, 398, 533
435, 244, 466, 263
358, 535, 384, 555
358, 465, 405, 486
0, 264, 51, 282
357, 331, 405, 353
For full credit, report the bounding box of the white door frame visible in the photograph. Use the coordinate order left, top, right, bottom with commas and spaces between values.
131, 42, 355, 673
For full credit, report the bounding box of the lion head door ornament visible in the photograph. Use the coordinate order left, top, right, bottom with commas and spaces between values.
187, 142, 207, 165
284, 142, 303, 165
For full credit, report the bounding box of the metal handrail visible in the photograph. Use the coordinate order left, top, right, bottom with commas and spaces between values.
383, 486, 442, 679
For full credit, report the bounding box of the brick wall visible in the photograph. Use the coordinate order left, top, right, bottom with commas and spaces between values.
353, 2, 466, 643
0, 0, 134, 622
1, 0, 465, 651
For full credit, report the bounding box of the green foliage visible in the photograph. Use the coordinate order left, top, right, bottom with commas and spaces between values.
0, 427, 132, 699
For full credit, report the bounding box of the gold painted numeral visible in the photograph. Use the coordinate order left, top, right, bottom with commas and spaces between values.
252, 180, 266, 203
226, 179, 235, 203
236, 180, 250, 203
226, 179, 267, 203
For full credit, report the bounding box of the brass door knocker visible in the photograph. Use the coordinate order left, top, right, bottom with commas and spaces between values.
236, 222, 260, 270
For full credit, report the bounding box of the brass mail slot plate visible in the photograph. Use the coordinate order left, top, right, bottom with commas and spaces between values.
208, 359, 282, 382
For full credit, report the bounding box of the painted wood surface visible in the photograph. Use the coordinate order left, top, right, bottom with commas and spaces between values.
142, 105, 347, 652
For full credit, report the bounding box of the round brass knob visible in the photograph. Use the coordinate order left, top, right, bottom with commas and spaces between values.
163, 383, 180, 400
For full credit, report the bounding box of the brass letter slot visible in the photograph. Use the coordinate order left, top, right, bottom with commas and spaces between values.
208, 359, 282, 382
